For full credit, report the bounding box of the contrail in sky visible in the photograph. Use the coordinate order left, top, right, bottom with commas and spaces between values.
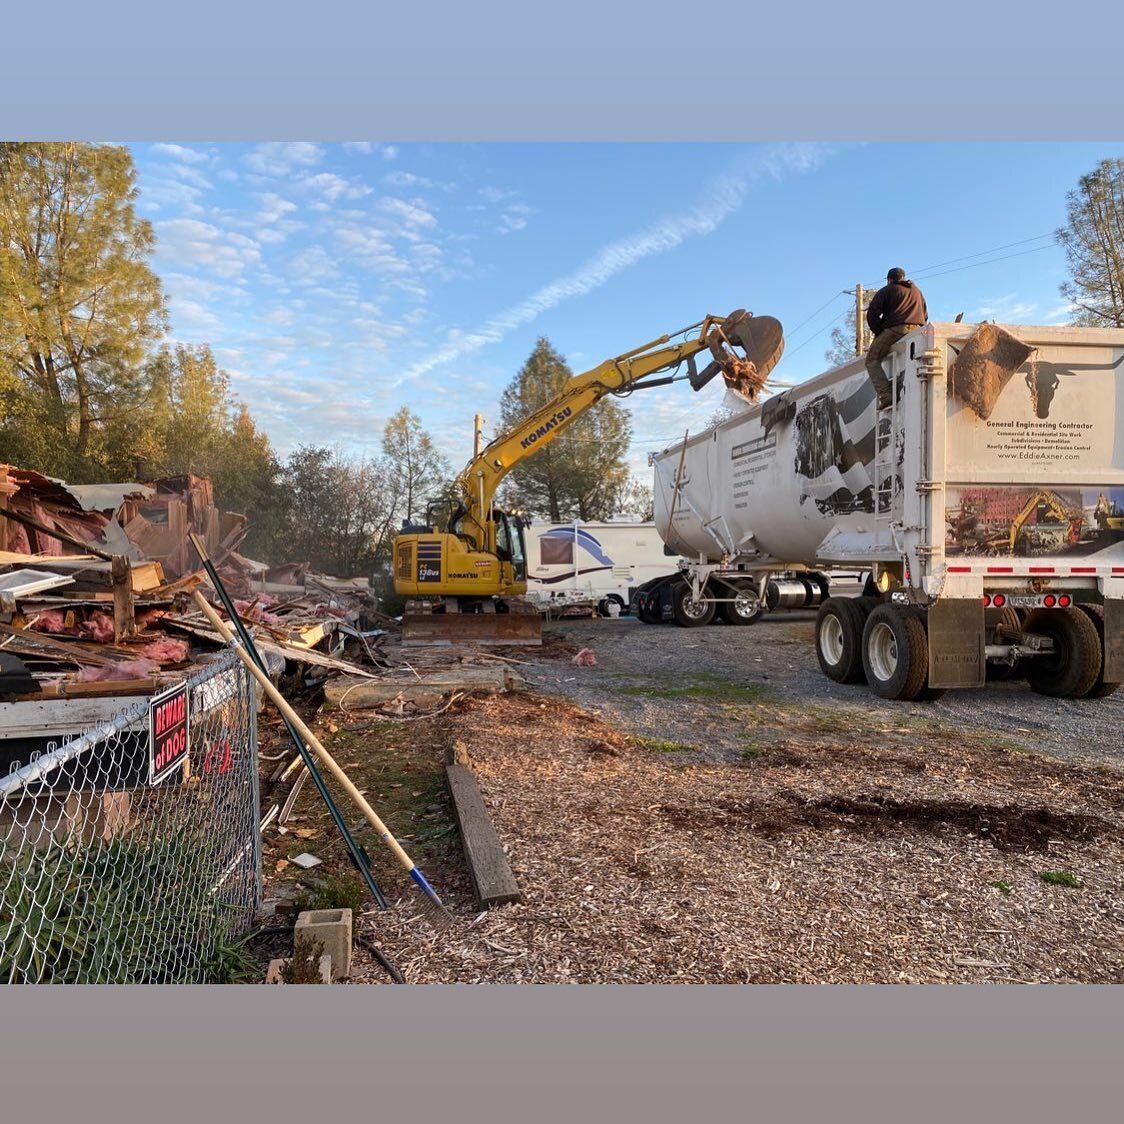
396, 143, 832, 385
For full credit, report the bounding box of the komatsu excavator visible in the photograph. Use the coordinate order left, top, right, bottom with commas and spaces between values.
393, 309, 784, 645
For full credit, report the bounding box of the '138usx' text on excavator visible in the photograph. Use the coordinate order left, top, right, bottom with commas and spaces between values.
393, 309, 785, 645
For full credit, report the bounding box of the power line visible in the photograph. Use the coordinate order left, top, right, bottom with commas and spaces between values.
785, 291, 849, 337
909, 232, 1056, 277
910, 243, 1057, 282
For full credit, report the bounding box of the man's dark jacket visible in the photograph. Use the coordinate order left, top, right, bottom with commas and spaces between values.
867, 280, 928, 334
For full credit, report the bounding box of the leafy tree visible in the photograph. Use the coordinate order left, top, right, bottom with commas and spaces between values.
1057, 158, 1124, 327
280, 446, 399, 576
608, 475, 655, 520
825, 292, 873, 366
0, 142, 167, 471
381, 406, 451, 526
498, 337, 632, 522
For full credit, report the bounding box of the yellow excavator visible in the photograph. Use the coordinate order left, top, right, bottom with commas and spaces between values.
393, 309, 784, 645
990, 489, 1084, 555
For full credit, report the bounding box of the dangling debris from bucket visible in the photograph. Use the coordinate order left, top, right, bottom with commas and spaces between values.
947, 322, 1036, 420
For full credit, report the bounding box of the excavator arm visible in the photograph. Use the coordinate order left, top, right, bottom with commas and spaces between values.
450, 309, 782, 552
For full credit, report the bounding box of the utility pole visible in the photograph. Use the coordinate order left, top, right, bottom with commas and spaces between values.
473, 413, 484, 458
854, 284, 865, 356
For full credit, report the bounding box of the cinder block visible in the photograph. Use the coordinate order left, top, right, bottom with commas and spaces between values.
294, 908, 352, 980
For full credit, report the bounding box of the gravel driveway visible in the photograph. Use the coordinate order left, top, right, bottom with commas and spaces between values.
523, 612, 1124, 769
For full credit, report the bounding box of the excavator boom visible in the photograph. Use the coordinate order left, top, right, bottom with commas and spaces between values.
393, 309, 784, 645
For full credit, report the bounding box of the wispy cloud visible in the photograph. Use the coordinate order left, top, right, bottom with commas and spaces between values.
151, 143, 211, 165
398, 144, 829, 384
243, 142, 323, 176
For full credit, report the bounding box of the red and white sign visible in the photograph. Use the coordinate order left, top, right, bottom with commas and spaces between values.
149, 681, 190, 785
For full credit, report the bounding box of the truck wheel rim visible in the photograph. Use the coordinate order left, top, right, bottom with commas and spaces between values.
734, 593, 759, 619
868, 621, 899, 681
682, 596, 709, 620
820, 615, 845, 665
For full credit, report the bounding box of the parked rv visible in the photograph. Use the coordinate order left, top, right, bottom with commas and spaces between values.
524, 519, 679, 616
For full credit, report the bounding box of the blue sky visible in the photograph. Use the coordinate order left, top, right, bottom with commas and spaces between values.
130, 142, 1121, 476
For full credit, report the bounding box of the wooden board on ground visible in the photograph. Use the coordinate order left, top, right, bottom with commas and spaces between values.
445, 762, 522, 908
323, 666, 523, 708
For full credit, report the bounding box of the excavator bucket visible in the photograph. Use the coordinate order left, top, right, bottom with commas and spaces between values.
947, 322, 1036, 420
401, 598, 543, 647
690, 312, 785, 403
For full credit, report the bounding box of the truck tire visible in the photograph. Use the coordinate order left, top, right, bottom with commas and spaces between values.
719, 586, 764, 626
597, 594, 626, 618
815, 597, 868, 684
1023, 607, 1102, 699
672, 581, 716, 627
861, 604, 930, 701
1075, 604, 1119, 699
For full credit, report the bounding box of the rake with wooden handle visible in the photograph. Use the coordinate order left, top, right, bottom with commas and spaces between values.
191, 590, 454, 929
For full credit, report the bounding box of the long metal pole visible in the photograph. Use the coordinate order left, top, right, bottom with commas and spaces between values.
855, 284, 865, 356
187, 534, 388, 911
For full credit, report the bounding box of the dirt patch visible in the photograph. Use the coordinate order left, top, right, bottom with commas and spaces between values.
660, 793, 1110, 853
337, 689, 1124, 984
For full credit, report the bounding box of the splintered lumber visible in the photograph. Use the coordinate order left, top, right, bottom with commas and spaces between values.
0, 506, 114, 561
445, 763, 522, 908
323, 666, 524, 708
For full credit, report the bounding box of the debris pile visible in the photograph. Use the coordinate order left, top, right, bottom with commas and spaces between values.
0, 462, 392, 702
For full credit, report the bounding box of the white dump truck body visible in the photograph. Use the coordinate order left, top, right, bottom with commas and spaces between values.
524, 520, 679, 611
651, 323, 1124, 690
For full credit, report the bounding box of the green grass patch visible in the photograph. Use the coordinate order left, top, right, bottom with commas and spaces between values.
294, 871, 367, 916
635, 736, 699, 754
617, 673, 773, 705
741, 746, 763, 761
989, 880, 1013, 895
1040, 870, 1083, 889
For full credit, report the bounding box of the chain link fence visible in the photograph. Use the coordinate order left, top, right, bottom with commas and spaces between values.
1, 651, 261, 984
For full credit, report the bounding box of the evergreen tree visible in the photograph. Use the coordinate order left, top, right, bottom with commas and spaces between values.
1058, 158, 1124, 326
498, 338, 631, 522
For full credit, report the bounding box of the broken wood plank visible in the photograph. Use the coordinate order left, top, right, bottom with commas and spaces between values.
0, 623, 119, 666
162, 617, 383, 678
111, 555, 136, 642
323, 666, 522, 708
445, 762, 522, 908
0, 506, 114, 560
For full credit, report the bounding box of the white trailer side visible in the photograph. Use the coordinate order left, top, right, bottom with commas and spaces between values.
649, 322, 1124, 699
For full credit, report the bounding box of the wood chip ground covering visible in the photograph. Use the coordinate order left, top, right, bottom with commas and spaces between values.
343, 690, 1124, 984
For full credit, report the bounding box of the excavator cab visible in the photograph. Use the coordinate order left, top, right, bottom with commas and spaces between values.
494, 509, 527, 584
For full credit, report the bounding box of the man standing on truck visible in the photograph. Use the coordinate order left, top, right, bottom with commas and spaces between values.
865, 267, 928, 409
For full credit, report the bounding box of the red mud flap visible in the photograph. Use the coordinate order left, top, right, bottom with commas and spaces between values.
927, 598, 986, 689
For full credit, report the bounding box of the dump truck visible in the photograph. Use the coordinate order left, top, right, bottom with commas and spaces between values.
643, 321, 1124, 701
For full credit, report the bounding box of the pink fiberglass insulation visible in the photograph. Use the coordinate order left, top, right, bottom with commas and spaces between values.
133, 638, 191, 664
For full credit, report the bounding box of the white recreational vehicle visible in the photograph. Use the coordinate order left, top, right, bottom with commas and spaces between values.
524, 518, 679, 615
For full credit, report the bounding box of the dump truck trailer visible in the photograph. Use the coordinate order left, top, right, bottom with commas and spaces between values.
647, 322, 1124, 700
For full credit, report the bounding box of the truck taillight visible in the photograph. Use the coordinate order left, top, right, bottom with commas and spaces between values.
1044, 594, 1057, 608
1058, 594, 1072, 608
992, 594, 1006, 608
981, 594, 992, 607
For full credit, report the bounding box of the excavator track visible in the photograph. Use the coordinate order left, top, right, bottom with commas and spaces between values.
401, 598, 543, 647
